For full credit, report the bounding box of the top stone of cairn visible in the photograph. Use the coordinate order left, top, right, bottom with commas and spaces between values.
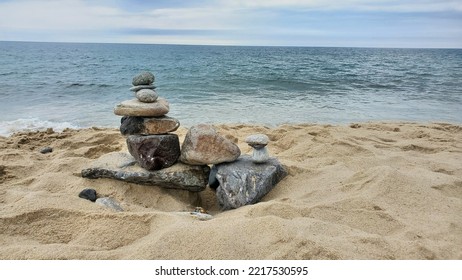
245, 134, 269, 147
132, 72, 155, 86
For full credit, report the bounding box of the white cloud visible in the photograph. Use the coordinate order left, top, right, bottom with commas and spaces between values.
0, 0, 460, 47
224, 0, 462, 12
0, 0, 126, 30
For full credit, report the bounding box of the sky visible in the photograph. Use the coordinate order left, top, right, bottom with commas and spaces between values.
0, 0, 461, 48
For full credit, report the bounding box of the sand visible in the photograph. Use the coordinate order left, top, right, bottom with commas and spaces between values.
0, 122, 461, 260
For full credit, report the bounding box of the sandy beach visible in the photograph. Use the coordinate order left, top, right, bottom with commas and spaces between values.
0, 122, 461, 260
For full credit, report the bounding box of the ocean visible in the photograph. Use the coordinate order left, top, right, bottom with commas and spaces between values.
0, 41, 461, 136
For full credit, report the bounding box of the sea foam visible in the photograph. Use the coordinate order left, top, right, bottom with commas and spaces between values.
0, 118, 80, 137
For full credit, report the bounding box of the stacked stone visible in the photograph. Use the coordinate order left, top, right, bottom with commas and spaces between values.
83, 71, 287, 210
114, 72, 181, 171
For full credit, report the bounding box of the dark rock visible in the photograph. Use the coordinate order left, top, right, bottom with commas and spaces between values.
120, 116, 143, 134
40, 147, 53, 154
81, 152, 210, 192
126, 134, 180, 170
132, 71, 155, 86
120, 116, 180, 135
208, 165, 219, 189
212, 155, 287, 210
78, 188, 97, 202
95, 197, 123, 212
180, 124, 241, 165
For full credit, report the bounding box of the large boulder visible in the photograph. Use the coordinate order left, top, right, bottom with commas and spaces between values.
180, 124, 241, 165
210, 155, 287, 210
81, 152, 210, 192
120, 116, 180, 135
126, 134, 180, 170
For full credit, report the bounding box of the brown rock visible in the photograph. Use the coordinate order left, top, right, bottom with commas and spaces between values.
180, 124, 241, 165
114, 98, 169, 117
127, 134, 180, 170
120, 116, 180, 135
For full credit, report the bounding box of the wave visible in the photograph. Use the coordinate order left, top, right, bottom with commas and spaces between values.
0, 118, 80, 137
64, 82, 114, 88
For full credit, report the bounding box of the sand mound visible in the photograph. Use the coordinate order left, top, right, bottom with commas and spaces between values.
0, 123, 461, 259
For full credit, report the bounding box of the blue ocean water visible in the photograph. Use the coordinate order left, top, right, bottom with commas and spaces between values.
0, 41, 461, 136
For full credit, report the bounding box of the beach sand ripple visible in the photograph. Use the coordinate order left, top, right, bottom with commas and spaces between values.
0, 123, 461, 259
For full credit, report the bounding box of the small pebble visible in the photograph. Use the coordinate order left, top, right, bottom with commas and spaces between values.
245, 134, 270, 163
132, 71, 155, 86
190, 212, 213, 221
40, 147, 53, 154
252, 146, 270, 163
135, 89, 158, 103
245, 134, 269, 146
79, 188, 97, 202
96, 197, 124, 212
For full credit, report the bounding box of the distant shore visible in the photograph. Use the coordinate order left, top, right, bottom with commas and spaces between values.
0, 122, 461, 259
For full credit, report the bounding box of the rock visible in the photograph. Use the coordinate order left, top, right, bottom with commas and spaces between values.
180, 124, 241, 165
250, 146, 270, 163
189, 212, 213, 221
245, 134, 269, 147
95, 197, 123, 212
78, 188, 97, 202
130, 85, 155, 92
40, 147, 53, 154
132, 71, 155, 86
81, 152, 210, 192
245, 134, 270, 163
114, 98, 169, 117
212, 155, 287, 210
135, 89, 158, 103
120, 116, 180, 135
127, 134, 180, 171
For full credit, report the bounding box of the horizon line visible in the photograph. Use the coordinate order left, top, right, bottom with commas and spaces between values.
1, 39, 461, 50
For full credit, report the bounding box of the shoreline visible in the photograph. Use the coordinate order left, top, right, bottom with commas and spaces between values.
2, 119, 461, 138
0, 122, 461, 259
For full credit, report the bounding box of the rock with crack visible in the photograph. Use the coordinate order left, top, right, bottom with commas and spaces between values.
180, 124, 241, 165
126, 134, 180, 171
81, 152, 210, 192
210, 155, 287, 210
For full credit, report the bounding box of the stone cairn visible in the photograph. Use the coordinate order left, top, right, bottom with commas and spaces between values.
115, 72, 181, 171
82, 71, 287, 211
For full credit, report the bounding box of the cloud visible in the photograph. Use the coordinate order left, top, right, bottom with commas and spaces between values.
0, 0, 124, 30
0, 0, 460, 47
225, 0, 462, 12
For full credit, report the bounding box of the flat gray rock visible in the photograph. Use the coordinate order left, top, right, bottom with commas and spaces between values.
245, 134, 269, 146
81, 152, 210, 192
114, 98, 169, 117
211, 155, 287, 210
130, 85, 155, 92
